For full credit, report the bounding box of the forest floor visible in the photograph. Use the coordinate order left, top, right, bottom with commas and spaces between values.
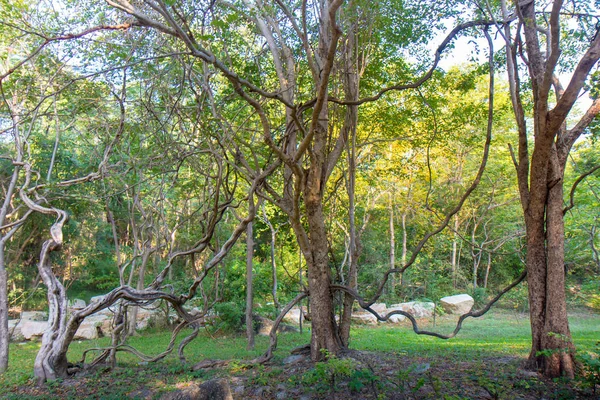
1, 308, 599, 399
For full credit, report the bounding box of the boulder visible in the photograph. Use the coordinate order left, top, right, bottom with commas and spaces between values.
282, 306, 307, 325
384, 306, 407, 323
68, 298, 86, 310
90, 295, 104, 303
388, 314, 406, 324
351, 311, 377, 325
255, 315, 274, 336
75, 313, 112, 340
135, 307, 165, 330
370, 303, 387, 314
440, 294, 474, 315
21, 320, 48, 340
389, 301, 435, 319
254, 315, 298, 336
8, 320, 24, 342
20, 311, 47, 321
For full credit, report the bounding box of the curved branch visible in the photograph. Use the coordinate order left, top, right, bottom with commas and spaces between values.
330, 18, 510, 106
355, 27, 497, 307
563, 164, 600, 214
332, 270, 526, 339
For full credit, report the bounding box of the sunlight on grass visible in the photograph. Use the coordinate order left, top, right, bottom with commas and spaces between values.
1, 309, 598, 392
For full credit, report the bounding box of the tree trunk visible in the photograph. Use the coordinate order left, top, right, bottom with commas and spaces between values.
304, 173, 341, 359
589, 224, 600, 272
401, 212, 407, 286
262, 206, 280, 314
245, 221, 255, 350
483, 252, 491, 289
34, 241, 71, 383
389, 194, 395, 292
129, 250, 150, 336
451, 214, 459, 288
0, 245, 8, 373
270, 227, 279, 315
525, 150, 575, 377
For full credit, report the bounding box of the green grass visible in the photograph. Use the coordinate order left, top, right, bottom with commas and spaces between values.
350, 308, 599, 360
1, 308, 598, 397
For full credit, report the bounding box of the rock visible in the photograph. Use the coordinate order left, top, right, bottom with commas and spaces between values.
389, 302, 435, 318
282, 354, 304, 365
412, 363, 431, 374
68, 299, 86, 310
90, 295, 105, 304
75, 313, 112, 340
282, 306, 307, 325
74, 323, 102, 340
254, 315, 299, 336
101, 318, 114, 336
255, 315, 275, 336
385, 305, 407, 323
351, 311, 377, 325
20, 320, 48, 340
440, 294, 474, 315
20, 311, 47, 321
253, 386, 268, 397
232, 385, 245, 396
135, 307, 165, 330
387, 313, 406, 324
8, 320, 24, 342
370, 303, 387, 314
276, 391, 288, 399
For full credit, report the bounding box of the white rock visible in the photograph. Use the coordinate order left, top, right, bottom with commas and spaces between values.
385, 306, 407, 323
351, 311, 377, 325
388, 314, 406, 324
389, 301, 435, 318
8, 320, 24, 342
440, 294, 474, 315
135, 307, 165, 330
282, 306, 307, 325
75, 314, 112, 340
370, 303, 387, 314
20, 320, 48, 340
20, 311, 47, 321
68, 299, 86, 309
74, 323, 100, 340
90, 295, 105, 304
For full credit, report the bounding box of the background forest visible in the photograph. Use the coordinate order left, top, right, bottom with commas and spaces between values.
0, 0, 599, 392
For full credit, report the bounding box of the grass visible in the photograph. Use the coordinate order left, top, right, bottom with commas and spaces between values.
350, 308, 599, 359
1, 308, 599, 399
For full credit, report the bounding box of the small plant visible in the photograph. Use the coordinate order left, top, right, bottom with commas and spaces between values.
471, 287, 488, 308
394, 364, 426, 395
578, 341, 600, 396
478, 376, 511, 400
301, 350, 357, 396
348, 368, 379, 394
213, 302, 244, 333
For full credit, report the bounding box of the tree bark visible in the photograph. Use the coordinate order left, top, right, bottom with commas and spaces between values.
389, 194, 395, 292
245, 221, 255, 350
0, 246, 8, 373
498, 0, 600, 378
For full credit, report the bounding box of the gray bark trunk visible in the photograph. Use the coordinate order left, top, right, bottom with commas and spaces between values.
0, 245, 8, 373
246, 221, 255, 350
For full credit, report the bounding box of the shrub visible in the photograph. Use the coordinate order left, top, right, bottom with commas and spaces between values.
578, 341, 600, 396
213, 302, 244, 333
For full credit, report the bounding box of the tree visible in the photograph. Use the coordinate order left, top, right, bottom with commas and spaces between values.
489, 0, 600, 377
101, 0, 515, 362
